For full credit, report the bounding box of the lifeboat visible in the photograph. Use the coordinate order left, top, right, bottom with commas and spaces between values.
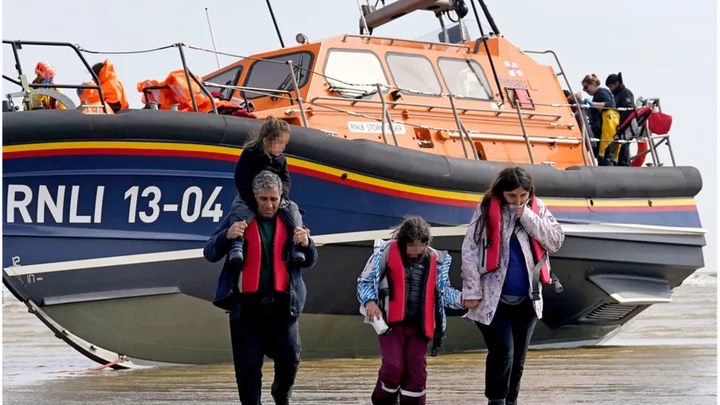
2, 0, 704, 367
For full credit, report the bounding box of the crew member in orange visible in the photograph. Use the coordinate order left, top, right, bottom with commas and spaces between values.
79, 59, 129, 113
203, 170, 318, 405
357, 216, 468, 405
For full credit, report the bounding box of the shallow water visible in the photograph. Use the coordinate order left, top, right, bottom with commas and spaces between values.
3, 273, 717, 404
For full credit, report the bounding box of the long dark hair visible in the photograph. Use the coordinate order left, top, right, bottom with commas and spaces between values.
243, 115, 290, 151
474, 167, 535, 244
391, 215, 432, 259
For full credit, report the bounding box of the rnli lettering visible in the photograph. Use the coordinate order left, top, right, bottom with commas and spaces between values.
6, 184, 105, 224
347, 121, 407, 134
5, 184, 224, 224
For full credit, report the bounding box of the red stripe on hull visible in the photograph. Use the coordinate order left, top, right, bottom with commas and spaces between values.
4, 148, 698, 213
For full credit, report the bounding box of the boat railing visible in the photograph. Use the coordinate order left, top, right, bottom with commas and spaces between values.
522, 49, 594, 166
341, 33, 472, 52
3, 40, 109, 114
3, 40, 676, 167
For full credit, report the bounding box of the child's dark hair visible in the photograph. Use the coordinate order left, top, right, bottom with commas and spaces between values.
391, 215, 432, 260
391, 215, 432, 245
243, 116, 291, 151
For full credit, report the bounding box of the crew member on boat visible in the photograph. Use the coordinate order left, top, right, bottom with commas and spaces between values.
357, 215, 467, 405
202, 170, 318, 405
606, 72, 636, 166
461, 167, 565, 405
27, 61, 66, 110
581, 74, 620, 166
79, 58, 129, 113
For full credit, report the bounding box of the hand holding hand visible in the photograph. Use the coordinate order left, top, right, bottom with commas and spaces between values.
462, 299, 480, 309
365, 301, 383, 321
225, 221, 248, 240
293, 227, 310, 247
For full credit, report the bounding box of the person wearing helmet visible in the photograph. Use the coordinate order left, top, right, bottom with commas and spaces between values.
28, 61, 66, 110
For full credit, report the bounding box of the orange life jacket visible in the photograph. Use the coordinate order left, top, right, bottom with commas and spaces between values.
80, 59, 129, 111
485, 197, 550, 284
239, 216, 289, 293
137, 70, 214, 113
385, 241, 437, 340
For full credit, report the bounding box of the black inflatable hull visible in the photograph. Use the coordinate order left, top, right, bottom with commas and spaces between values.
2, 110, 705, 365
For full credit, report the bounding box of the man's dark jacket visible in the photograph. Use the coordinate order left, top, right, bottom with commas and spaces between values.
204, 213, 318, 316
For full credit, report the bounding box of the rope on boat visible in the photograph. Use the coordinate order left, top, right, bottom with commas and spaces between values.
185, 44, 287, 65
77, 44, 178, 55
51, 356, 124, 374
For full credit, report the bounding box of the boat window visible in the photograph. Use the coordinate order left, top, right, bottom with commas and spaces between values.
242, 51, 314, 100
205, 66, 243, 99
438, 58, 493, 100
323, 49, 388, 98
386, 53, 442, 96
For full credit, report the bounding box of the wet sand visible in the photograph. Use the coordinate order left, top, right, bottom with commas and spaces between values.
3, 273, 717, 404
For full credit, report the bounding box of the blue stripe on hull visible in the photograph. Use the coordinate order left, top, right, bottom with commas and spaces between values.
3, 154, 703, 266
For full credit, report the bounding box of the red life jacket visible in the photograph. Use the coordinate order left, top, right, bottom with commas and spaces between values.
485, 197, 550, 284
385, 241, 437, 340
239, 216, 289, 293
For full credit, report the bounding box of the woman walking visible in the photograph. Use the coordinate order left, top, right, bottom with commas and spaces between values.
460, 167, 565, 405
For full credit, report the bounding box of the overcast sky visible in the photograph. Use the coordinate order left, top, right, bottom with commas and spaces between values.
3, 0, 717, 271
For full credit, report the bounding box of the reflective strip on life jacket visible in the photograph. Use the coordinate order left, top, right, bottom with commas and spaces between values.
485, 197, 550, 284
239, 216, 289, 293
385, 241, 437, 340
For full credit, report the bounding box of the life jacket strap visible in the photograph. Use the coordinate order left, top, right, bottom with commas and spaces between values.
531, 252, 563, 300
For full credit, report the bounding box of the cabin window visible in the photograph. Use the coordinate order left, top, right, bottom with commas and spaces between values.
438, 58, 493, 100
323, 49, 389, 98
205, 66, 243, 99
242, 51, 314, 100
386, 53, 442, 96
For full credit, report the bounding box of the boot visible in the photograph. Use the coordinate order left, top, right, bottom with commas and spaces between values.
228, 239, 244, 266
488, 400, 505, 405
290, 245, 306, 263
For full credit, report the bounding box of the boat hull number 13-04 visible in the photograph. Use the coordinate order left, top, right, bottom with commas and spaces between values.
5, 184, 224, 224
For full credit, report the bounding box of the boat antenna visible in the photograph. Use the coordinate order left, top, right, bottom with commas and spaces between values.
265, 0, 285, 48
478, 0, 500, 35
469, 0, 505, 105
205, 7, 221, 70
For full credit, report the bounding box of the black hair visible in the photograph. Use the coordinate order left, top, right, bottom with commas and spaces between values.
91, 62, 104, 77
605, 72, 623, 87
